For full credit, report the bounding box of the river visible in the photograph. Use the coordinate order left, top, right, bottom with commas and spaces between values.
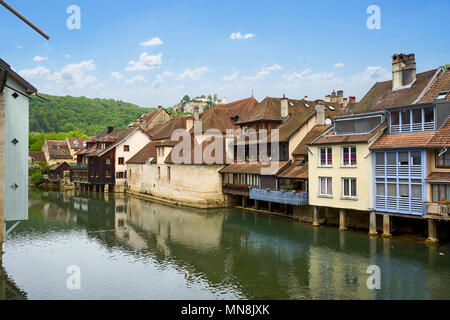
1, 188, 449, 300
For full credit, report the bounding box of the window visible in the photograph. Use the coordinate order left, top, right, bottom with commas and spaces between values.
167, 167, 171, 181
319, 148, 332, 166
124, 145, 130, 152
129, 169, 132, 178
411, 151, 421, 166
342, 146, 357, 166
401, 110, 410, 125
435, 91, 449, 100
376, 182, 385, 196
424, 107, 434, 123
398, 152, 408, 166
391, 111, 400, 125
432, 184, 450, 202
105, 158, 111, 165
101, 143, 106, 150
118, 157, 124, 165
116, 172, 124, 179
342, 178, 357, 197
319, 177, 332, 196
436, 150, 450, 167
105, 170, 112, 178
376, 152, 385, 165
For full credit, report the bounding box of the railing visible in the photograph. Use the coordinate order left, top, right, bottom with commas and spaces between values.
375, 195, 424, 215
375, 164, 422, 177
425, 202, 450, 218
390, 121, 435, 133
250, 188, 309, 206
72, 177, 89, 182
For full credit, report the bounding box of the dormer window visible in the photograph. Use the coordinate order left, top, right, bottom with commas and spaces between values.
390, 106, 435, 133
435, 91, 449, 100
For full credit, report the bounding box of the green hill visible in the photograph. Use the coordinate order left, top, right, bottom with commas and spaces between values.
30, 94, 153, 136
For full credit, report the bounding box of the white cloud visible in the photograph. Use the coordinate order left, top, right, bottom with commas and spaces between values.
223, 70, 239, 81
19, 66, 51, 78
111, 72, 124, 81
126, 52, 162, 71
152, 75, 164, 89
283, 68, 336, 83
49, 60, 98, 89
141, 37, 163, 47
125, 75, 147, 84
242, 64, 282, 81
230, 32, 255, 40
33, 56, 48, 62
176, 67, 210, 80
353, 66, 390, 81
162, 71, 175, 78
334, 62, 344, 68
65, 54, 71, 58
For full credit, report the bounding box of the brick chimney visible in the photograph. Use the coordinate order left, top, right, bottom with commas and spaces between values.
349, 96, 356, 104
280, 94, 288, 119
392, 53, 416, 91
315, 104, 325, 126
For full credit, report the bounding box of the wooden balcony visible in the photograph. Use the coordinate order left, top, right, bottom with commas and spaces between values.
250, 188, 309, 206
222, 183, 250, 196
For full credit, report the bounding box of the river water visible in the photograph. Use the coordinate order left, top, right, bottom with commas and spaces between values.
1, 188, 450, 300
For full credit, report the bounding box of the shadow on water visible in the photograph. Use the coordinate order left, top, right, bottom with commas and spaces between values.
1, 188, 450, 300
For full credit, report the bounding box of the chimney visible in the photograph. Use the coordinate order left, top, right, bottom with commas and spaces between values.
337, 90, 343, 97
349, 96, 356, 104
193, 107, 199, 121
331, 90, 336, 98
186, 115, 194, 132
315, 104, 325, 126
392, 53, 416, 91
107, 126, 114, 134
343, 97, 348, 108
325, 95, 331, 102
280, 94, 288, 119
304, 95, 308, 100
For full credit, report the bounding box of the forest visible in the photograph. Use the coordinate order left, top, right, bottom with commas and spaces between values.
30, 94, 153, 137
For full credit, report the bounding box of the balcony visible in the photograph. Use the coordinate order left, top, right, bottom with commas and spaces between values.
250, 188, 308, 205
72, 177, 89, 183
425, 202, 450, 218
222, 183, 250, 196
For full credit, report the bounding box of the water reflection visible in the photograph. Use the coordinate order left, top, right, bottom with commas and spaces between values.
1, 188, 449, 300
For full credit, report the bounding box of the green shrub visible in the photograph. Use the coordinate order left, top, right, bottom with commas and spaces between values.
30, 171, 44, 185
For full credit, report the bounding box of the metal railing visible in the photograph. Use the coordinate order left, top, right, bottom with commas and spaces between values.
250, 188, 309, 205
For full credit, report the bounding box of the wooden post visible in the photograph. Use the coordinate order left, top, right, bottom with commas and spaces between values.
312, 206, 319, 227
369, 211, 378, 236
339, 209, 347, 231
382, 214, 391, 238
104, 184, 109, 193
425, 219, 439, 245
268, 201, 272, 212
241, 196, 247, 207
254, 200, 260, 210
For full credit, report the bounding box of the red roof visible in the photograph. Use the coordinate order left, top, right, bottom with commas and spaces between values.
420, 71, 450, 103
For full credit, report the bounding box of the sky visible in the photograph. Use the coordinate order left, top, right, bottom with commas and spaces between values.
1, 0, 450, 108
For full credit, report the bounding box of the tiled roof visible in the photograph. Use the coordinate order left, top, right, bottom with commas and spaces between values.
425, 172, 450, 182
147, 116, 187, 140
127, 141, 159, 164
420, 71, 450, 103
195, 97, 258, 133
292, 125, 331, 155
165, 136, 228, 165
66, 138, 89, 150
45, 140, 72, 159
236, 97, 347, 124
312, 122, 387, 145
371, 117, 450, 149
219, 161, 289, 176
29, 151, 46, 162
49, 162, 70, 171
351, 69, 439, 114
427, 117, 450, 147
277, 161, 308, 179
370, 132, 435, 149
272, 111, 316, 142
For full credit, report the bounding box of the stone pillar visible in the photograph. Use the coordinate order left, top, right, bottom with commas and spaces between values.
369, 211, 378, 236
241, 196, 247, 207
104, 184, 109, 193
339, 209, 347, 231
425, 219, 439, 245
254, 200, 260, 210
268, 202, 272, 212
312, 206, 319, 227
382, 214, 391, 238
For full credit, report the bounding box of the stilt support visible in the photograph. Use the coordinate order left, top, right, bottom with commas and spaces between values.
312, 206, 320, 227
382, 214, 391, 238
268, 202, 272, 212
339, 209, 347, 231
369, 211, 378, 236
425, 219, 439, 245
242, 196, 247, 207
254, 200, 260, 210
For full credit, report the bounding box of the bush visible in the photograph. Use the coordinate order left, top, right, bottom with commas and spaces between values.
30, 171, 44, 185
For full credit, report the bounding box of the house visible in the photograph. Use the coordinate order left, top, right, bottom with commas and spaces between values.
48, 162, 71, 182
220, 95, 348, 212
29, 151, 47, 164
66, 138, 89, 160
71, 126, 151, 193
128, 106, 172, 131
41, 140, 74, 165
307, 53, 449, 243
126, 97, 259, 208
0, 58, 38, 248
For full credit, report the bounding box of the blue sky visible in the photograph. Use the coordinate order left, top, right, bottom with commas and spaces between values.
1, 0, 449, 108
